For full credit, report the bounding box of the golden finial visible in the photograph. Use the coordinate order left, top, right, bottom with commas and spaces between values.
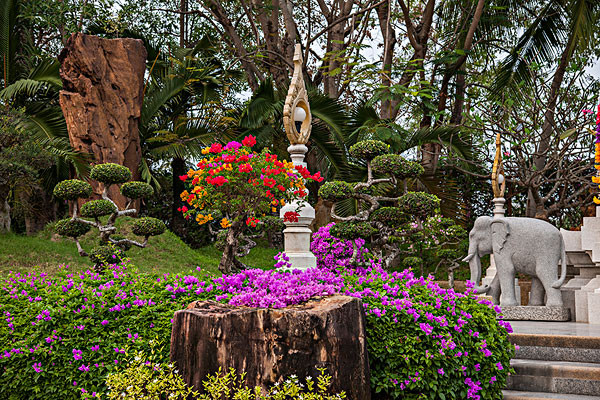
283, 44, 311, 145
491, 132, 506, 198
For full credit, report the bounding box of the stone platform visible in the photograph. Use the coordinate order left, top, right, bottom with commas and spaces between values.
504, 321, 600, 399
501, 306, 571, 321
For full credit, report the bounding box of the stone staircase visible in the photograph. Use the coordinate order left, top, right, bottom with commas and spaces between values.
503, 333, 600, 399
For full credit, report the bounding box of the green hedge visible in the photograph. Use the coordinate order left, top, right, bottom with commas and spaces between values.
53, 179, 92, 200
90, 163, 132, 185
80, 199, 117, 218
132, 217, 166, 237
55, 218, 91, 238
349, 140, 390, 161
120, 181, 153, 199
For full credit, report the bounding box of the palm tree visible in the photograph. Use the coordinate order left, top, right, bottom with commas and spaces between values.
139, 41, 240, 234
492, 0, 598, 216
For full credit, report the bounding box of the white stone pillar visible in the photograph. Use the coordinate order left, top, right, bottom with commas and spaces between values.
279, 144, 317, 270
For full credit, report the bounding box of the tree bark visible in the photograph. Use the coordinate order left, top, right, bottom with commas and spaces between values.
58, 33, 146, 209
171, 157, 186, 237
170, 296, 371, 399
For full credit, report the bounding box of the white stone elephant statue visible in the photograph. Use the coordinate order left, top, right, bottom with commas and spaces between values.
463, 216, 567, 307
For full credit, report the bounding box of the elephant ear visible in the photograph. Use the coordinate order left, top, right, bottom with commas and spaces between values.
491, 219, 510, 252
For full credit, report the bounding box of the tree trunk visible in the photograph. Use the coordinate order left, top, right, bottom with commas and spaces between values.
171, 157, 186, 237
170, 297, 371, 399
0, 195, 10, 233
218, 217, 244, 274
58, 33, 146, 209
528, 28, 577, 217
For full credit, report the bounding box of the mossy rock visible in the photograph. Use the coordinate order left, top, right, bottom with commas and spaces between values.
329, 221, 377, 240
53, 179, 92, 200
120, 181, 154, 199
90, 163, 132, 185
397, 192, 440, 218
132, 217, 166, 237
80, 199, 117, 218
318, 181, 354, 202
349, 140, 390, 161
371, 154, 424, 179
55, 218, 91, 238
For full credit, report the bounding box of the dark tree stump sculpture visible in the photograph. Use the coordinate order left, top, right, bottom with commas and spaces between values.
170, 296, 371, 399
58, 33, 147, 208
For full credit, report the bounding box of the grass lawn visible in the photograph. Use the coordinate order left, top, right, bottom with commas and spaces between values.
0, 217, 279, 276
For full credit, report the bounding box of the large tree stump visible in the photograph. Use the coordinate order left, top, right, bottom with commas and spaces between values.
58, 33, 147, 208
170, 296, 371, 399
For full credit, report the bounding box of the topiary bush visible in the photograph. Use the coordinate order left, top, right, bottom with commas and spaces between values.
55, 218, 91, 238
318, 181, 355, 202
371, 154, 424, 179
53, 179, 92, 200
89, 244, 124, 273
80, 199, 117, 218
120, 181, 154, 199
53, 163, 164, 268
329, 221, 378, 240
132, 217, 166, 237
397, 191, 440, 218
320, 139, 464, 271
90, 163, 131, 184
349, 140, 390, 160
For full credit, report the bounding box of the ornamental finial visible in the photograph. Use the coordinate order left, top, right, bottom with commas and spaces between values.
283, 44, 311, 145
491, 132, 506, 198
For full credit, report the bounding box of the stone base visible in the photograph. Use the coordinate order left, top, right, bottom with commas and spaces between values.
500, 306, 570, 321
280, 252, 317, 270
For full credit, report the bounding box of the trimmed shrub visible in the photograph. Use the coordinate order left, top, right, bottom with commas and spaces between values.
329, 221, 377, 240
89, 244, 124, 266
349, 140, 390, 161
53, 179, 92, 200
398, 191, 440, 217
132, 217, 166, 237
55, 218, 91, 238
80, 199, 117, 218
318, 181, 355, 202
372, 154, 424, 179
261, 215, 285, 232
90, 163, 131, 185
371, 206, 407, 227
120, 181, 153, 199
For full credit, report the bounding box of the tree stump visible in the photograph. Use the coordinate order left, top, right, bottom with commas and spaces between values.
58, 33, 147, 208
170, 296, 371, 399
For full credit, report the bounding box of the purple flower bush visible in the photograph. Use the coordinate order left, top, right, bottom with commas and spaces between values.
0, 252, 513, 399
311, 223, 369, 269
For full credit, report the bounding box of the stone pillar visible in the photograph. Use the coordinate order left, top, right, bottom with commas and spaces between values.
590, 288, 600, 324
279, 144, 317, 270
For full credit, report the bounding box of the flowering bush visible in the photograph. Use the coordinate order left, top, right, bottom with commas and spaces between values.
179, 135, 322, 273
0, 262, 216, 399
311, 223, 369, 269
1, 258, 511, 399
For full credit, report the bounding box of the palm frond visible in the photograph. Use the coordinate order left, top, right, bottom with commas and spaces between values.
140, 77, 186, 130
403, 126, 473, 160
491, 1, 564, 96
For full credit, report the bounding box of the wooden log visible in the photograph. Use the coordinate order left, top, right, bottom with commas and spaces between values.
170, 296, 371, 399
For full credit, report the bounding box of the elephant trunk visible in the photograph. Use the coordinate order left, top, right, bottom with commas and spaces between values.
463, 252, 490, 294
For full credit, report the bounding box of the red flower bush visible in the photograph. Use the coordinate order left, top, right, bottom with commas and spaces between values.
180, 136, 322, 273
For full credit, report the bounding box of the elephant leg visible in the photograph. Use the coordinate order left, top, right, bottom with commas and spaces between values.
496, 258, 519, 307
528, 277, 545, 306
539, 274, 563, 307
488, 274, 501, 305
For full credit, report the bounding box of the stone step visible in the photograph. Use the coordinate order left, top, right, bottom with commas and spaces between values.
503, 389, 600, 400
506, 359, 600, 396
510, 333, 600, 363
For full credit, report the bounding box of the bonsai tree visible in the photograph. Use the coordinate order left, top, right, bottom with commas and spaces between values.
318, 139, 464, 272
179, 135, 322, 273
53, 163, 165, 271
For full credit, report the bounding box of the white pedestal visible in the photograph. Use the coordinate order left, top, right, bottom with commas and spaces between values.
279, 144, 317, 271
588, 287, 600, 325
